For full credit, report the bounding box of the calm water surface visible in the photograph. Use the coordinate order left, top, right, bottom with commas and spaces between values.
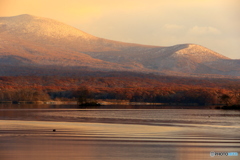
0, 104, 240, 160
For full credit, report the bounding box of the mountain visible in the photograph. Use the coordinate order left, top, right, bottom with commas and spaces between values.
0, 14, 239, 77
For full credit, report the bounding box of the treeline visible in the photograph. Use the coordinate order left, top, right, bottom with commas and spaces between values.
1, 75, 240, 89
76, 87, 240, 105
0, 86, 239, 106
0, 89, 50, 102
0, 75, 240, 105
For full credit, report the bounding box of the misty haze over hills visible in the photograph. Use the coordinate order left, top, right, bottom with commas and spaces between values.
0, 14, 239, 77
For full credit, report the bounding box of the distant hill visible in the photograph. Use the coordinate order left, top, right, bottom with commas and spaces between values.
0, 14, 239, 77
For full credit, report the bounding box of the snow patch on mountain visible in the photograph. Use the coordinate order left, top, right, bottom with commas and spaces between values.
173, 44, 229, 63
0, 14, 96, 40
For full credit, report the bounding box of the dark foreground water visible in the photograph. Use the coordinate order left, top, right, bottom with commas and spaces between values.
0, 104, 240, 160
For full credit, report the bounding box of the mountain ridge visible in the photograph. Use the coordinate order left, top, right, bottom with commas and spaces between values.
0, 14, 239, 77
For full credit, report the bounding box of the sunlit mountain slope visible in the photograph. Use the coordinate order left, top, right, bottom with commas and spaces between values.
0, 14, 239, 77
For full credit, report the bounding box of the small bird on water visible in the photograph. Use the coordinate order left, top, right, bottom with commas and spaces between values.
53, 129, 56, 132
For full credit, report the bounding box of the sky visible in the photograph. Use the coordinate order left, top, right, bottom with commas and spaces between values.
0, 0, 239, 59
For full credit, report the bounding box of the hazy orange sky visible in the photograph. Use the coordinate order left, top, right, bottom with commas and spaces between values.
0, 0, 239, 58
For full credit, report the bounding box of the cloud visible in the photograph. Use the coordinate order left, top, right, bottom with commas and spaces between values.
188, 26, 221, 36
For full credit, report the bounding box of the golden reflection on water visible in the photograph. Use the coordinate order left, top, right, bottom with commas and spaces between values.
0, 120, 181, 139
1, 107, 240, 160
0, 120, 240, 160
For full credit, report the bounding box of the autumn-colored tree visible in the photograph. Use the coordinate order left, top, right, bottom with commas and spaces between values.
219, 94, 232, 106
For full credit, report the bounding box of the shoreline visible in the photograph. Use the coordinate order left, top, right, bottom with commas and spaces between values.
0, 100, 223, 106
2, 100, 239, 110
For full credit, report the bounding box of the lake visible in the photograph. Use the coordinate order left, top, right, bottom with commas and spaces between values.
0, 104, 240, 160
